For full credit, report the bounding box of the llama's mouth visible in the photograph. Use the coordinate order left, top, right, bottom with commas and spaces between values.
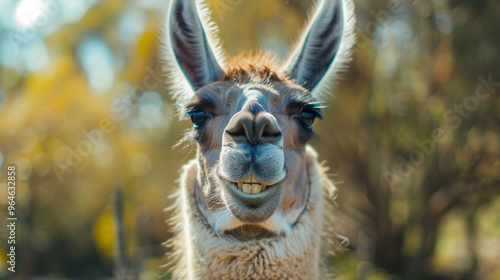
231, 173, 272, 195
220, 173, 284, 223
232, 182, 270, 195
225, 179, 281, 209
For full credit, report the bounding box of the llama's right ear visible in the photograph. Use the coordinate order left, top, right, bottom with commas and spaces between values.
163, 0, 225, 106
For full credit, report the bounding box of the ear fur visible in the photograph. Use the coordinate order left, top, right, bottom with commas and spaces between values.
282, 0, 356, 99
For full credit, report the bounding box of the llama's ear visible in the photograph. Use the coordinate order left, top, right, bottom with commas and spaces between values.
282, 0, 355, 98
163, 0, 225, 106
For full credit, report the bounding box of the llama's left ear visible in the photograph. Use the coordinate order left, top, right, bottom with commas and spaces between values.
282, 0, 355, 98
163, 0, 225, 106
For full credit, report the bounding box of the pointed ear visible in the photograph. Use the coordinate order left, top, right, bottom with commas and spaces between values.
282, 0, 355, 98
163, 0, 225, 106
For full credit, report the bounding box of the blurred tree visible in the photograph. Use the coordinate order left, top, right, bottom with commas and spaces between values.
317, 0, 500, 279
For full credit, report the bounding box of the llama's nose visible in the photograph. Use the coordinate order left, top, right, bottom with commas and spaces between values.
225, 100, 282, 145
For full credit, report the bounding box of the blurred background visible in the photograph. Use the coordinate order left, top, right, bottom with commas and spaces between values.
0, 0, 499, 279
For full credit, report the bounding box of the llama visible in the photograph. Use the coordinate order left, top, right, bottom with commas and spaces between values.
163, 0, 355, 278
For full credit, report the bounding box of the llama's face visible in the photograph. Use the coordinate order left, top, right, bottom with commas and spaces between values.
165, 0, 354, 238
185, 78, 322, 233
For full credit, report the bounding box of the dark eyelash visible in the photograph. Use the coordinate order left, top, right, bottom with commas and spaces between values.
184, 104, 211, 117
298, 104, 324, 120
185, 106, 203, 115
184, 94, 218, 113
288, 100, 325, 115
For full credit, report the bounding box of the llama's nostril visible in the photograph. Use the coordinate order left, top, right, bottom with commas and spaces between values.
262, 129, 281, 139
255, 114, 281, 143
226, 116, 251, 140
227, 126, 246, 138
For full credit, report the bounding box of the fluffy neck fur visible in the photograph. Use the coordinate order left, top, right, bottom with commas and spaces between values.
168, 146, 335, 279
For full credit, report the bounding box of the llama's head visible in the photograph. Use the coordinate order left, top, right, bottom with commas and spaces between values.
164, 0, 354, 239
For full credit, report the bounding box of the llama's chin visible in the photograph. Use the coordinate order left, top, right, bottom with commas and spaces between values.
224, 225, 275, 240
205, 203, 293, 239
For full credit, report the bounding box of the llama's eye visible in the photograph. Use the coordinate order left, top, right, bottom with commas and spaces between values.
187, 111, 210, 128
295, 112, 316, 129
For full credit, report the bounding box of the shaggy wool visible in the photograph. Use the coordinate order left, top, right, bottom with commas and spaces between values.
166, 146, 339, 279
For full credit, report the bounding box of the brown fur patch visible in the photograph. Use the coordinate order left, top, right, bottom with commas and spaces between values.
221, 52, 288, 84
